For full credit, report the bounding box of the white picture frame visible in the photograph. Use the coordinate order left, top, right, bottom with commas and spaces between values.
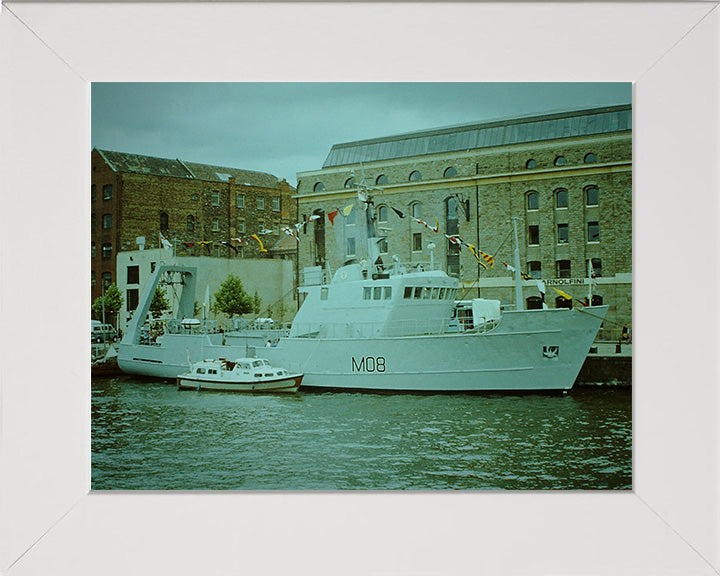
1, 3, 718, 574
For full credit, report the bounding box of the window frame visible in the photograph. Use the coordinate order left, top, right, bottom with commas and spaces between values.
587, 221, 600, 243
528, 225, 540, 246
527, 191, 539, 211
555, 189, 569, 209
557, 223, 569, 244
556, 259, 571, 278
412, 232, 422, 252
585, 186, 599, 207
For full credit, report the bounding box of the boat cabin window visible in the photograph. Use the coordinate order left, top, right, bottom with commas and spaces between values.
383, 287, 392, 299
239, 363, 250, 369
404, 287, 412, 299
431, 287, 439, 299
321, 287, 329, 300
373, 287, 382, 300
414, 287, 422, 299
208, 369, 218, 375
363, 287, 371, 300
197, 367, 206, 374
252, 360, 266, 368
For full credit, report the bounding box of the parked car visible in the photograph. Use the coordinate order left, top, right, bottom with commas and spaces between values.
91, 323, 118, 343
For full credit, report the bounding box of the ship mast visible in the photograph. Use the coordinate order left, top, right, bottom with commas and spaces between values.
354, 168, 385, 275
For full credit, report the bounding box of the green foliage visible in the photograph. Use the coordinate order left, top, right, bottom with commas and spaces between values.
253, 291, 262, 315
149, 287, 171, 315
214, 274, 254, 318
92, 283, 124, 323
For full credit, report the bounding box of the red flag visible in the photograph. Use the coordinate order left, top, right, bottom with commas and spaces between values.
327, 210, 339, 226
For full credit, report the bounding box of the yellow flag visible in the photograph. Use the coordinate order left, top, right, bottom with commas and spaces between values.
553, 287, 572, 300
342, 204, 354, 217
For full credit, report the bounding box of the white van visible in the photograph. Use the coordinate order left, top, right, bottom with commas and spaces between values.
91, 323, 118, 343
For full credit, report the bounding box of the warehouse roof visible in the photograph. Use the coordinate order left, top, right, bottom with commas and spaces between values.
322, 104, 631, 168
96, 149, 283, 188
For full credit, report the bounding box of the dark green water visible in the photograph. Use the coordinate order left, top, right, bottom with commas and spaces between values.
92, 376, 632, 490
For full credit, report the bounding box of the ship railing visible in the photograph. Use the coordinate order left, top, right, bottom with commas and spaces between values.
290, 316, 451, 339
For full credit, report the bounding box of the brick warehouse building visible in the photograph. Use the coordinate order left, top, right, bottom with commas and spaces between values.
91, 149, 297, 304
294, 105, 632, 340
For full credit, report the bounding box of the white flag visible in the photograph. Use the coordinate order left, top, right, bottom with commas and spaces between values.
160, 232, 172, 249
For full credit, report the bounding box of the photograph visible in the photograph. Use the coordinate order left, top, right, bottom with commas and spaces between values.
3, 2, 718, 574
91, 82, 632, 490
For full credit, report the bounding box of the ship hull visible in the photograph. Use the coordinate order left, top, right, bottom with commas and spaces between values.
176, 374, 302, 393
119, 306, 606, 392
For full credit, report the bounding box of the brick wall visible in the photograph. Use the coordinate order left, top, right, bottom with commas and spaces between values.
296, 132, 632, 332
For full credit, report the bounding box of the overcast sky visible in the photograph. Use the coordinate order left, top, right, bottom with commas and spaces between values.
92, 83, 631, 185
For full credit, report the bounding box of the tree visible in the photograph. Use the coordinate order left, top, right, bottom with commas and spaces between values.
92, 283, 124, 325
253, 291, 262, 316
213, 274, 254, 318
149, 287, 170, 316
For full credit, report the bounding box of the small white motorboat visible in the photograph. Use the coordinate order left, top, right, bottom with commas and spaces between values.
177, 357, 303, 393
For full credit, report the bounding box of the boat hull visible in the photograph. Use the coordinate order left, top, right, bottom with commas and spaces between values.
120, 306, 607, 392
176, 373, 302, 393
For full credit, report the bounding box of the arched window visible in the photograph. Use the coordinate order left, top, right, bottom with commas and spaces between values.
101, 243, 112, 260
160, 211, 169, 231
101, 271, 112, 287
444, 166, 458, 178
555, 296, 572, 309
377, 205, 388, 223
376, 174, 388, 185
344, 177, 355, 189
526, 159, 537, 169
527, 191, 539, 211
526, 296, 543, 310
411, 202, 422, 218
409, 170, 422, 182
555, 189, 568, 208
585, 186, 599, 206
554, 156, 567, 167
313, 182, 325, 192
187, 215, 195, 232
584, 153, 597, 164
